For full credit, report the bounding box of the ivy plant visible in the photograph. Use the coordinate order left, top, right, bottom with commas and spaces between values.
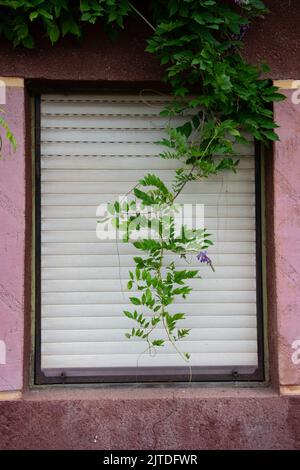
0, 0, 285, 361
0, 109, 17, 158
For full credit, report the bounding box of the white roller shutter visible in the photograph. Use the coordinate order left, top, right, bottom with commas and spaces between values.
39, 93, 260, 380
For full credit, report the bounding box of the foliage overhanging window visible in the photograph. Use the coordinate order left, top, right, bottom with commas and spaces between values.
35, 92, 264, 384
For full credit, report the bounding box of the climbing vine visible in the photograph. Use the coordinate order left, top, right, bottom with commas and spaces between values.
0, 109, 16, 157
0, 0, 285, 361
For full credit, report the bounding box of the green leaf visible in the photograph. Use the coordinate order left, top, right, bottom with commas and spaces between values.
263, 130, 280, 141
47, 24, 60, 43
61, 17, 81, 37
38, 9, 53, 20
114, 201, 120, 213
129, 297, 141, 306
139, 174, 170, 195
133, 188, 155, 206
123, 310, 133, 319
152, 339, 165, 347
29, 11, 39, 21
177, 328, 191, 339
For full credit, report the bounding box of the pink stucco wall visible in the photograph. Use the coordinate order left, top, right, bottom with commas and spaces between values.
274, 90, 300, 386
0, 80, 25, 391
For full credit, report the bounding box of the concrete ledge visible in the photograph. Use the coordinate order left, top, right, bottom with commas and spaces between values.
0, 77, 24, 87
20, 385, 278, 402
281, 386, 300, 396
274, 80, 300, 89
0, 391, 22, 401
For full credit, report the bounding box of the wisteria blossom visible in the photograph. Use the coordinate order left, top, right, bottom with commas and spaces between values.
197, 251, 215, 272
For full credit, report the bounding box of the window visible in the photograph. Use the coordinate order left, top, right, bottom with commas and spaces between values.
35, 92, 264, 384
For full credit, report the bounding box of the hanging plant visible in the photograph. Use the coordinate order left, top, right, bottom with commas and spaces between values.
0, 0, 285, 360
98, 0, 285, 360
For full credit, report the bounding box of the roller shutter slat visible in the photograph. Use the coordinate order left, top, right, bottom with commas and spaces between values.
41, 115, 188, 129
42, 291, 256, 305
41, 341, 257, 355
41, 241, 255, 255
41, 229, 255, 243
42, 303, 257, 317
41, 142, 253, 157
41, 193, 255, 206
41, 181, 255, 194
41, 218, 255, 231
41, 168, 254, 182
41, 353, 258, 369
42, 315, 257, 329
41, 266, 256, 280
42, 329, 257, 343
41, 254, 255, 268
42, 206, 255, 219
41, 155, 254, 170
41, 278, 256, 293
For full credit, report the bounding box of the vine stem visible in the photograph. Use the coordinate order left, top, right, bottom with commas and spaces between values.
156, 231, 190, 365
172, 164, 196, 202
162, 316, 189, 364
128, 2, 156, 31
172, 110, 206, 201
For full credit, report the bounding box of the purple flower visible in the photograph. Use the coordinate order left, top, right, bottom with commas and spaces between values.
197, 251, 215, 272
230, 23, 250, 42
232, 1, 250, 40
197, 251, 211, 264
238, 23, 250, 39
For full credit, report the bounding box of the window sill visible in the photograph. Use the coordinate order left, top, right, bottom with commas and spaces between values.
20, 383, 279, 403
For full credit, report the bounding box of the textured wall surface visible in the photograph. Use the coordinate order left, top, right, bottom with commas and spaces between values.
244, 0, 300, 79
0, 1, 298, 82
0, 20, 163, 84
274, 90, 300, 386
0, 79, 25, 391
0, 389, 300, 450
